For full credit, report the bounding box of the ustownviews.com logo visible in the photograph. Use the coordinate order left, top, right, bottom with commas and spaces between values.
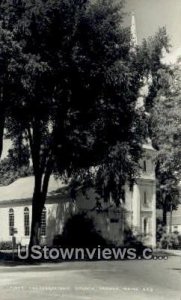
17, 246, 167, 261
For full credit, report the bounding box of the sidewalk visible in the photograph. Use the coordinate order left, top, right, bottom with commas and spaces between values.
155, 248, 181, 256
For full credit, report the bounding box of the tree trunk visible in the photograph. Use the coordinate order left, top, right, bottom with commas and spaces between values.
0, 109, 5, 158
162, 205, 167, 226
29, 168, 52, 251
27, 119, 53, 252
169, 203, 173, 233
29, 191, 44, 248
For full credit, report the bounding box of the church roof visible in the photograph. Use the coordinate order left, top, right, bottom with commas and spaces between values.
0, 175, 66, 202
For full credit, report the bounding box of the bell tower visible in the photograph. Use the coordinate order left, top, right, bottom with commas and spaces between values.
130, 12, 138, 50
129, 13, 156, 248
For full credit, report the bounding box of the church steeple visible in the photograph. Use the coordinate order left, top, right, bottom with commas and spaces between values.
130, 12, 138, 49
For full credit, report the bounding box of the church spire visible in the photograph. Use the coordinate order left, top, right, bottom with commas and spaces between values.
130, 12, 138, 49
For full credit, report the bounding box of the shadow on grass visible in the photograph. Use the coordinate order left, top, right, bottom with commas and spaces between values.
0, 213, 149, 267
0, 251, 42, 266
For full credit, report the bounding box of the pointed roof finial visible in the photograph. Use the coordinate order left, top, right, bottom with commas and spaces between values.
130, 12, 138, 48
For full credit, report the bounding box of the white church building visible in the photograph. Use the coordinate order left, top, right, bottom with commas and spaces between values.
0, 14, 157, 248
0, 141, 156, 247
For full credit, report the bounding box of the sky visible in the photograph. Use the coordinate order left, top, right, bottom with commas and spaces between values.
125, 0, 181, 53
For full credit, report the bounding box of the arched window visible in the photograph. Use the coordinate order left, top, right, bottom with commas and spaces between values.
9, 208, 14, 236
41, 207, 46, 236
24, 207, 30, 236
143, 218, 148, 235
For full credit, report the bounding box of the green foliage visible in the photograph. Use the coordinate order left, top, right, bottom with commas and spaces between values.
2, 0, 147, 204
0, 241, 14, 250
135, 26, 180, 223
159, 231, 181, 250
0, 142, 32, 185
0, 19, 25, 157
137, 27, 170, 111
0, 0, 171, 244
150, 65, 181, 221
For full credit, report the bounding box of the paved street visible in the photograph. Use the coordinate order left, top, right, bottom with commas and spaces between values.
0, 256, 181, 300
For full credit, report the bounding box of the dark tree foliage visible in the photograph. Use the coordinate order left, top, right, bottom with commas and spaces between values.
150, 65, 181, 224
137, 27, 171, 111
0, 132, 32, 185
135, 27, 180, 225
0, 0, 168, 246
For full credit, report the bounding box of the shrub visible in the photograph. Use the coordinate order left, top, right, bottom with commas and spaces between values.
123, 228, 145, 254
160, 232, 181, 249
0, 241, 14, 250
54, 212, 108, 248
156, 223, 167, 243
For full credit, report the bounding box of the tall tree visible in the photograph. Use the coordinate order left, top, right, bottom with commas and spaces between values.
3, 0, 174, 246
150, 65, 181, 224
135, 27, 179, 225
2, 0, 148, 247
0, 23, 24, 157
